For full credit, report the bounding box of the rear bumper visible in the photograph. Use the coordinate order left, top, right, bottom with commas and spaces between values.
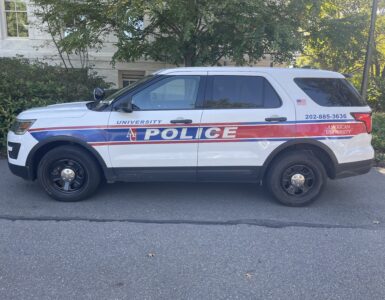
334, 159, 374, 179
8, 162, 33, 180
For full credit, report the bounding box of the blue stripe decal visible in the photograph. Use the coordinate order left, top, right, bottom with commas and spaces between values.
31, 129, 107, 143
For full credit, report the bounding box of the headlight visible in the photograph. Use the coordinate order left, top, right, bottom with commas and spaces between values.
10, 119, 36, 135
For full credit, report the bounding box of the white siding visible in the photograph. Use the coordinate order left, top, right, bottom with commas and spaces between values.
0, 0, 278, 87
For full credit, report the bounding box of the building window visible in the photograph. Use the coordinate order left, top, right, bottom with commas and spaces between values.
4, 0, 28, 37
120, 70, 146, 88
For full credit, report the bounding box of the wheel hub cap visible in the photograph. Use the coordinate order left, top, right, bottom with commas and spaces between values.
60, 168, 76, 182
291, 173, 305, 187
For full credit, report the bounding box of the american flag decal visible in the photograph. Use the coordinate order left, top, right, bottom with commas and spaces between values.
296, 99, 307, 105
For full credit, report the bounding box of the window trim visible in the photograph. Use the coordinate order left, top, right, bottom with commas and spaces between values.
202, 75, 282, 110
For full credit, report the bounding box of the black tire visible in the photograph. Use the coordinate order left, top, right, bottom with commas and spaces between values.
266, 151, 327, 206
37, 145, 101, 202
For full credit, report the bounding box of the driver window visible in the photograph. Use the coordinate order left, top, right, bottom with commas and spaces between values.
132, 76, 200, 110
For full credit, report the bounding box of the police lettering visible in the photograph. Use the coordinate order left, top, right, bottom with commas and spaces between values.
205, 127, 221, 139
137, 126, 238, 141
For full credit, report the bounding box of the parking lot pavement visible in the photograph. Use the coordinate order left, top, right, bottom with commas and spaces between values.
1, 159, 385, 299
1, 159, 385, 227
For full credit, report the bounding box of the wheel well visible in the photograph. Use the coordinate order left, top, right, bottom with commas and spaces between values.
29, 141, 106, 180
263, 143, 337, 179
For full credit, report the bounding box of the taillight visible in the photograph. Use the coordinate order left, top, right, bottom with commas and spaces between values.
351, 112, 372, 133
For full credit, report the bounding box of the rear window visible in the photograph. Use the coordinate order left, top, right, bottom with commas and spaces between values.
294, 78, 366, 107
205, 76, 281, 109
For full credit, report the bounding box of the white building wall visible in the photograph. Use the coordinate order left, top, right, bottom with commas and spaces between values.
0, 0, 278, 88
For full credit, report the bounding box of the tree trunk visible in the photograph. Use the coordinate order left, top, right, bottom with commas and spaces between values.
184, 56, 192, 67
183, 52, 195, 67
373, 41, 380, 76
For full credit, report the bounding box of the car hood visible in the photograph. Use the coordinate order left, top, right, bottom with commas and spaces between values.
18, 101, 91, 119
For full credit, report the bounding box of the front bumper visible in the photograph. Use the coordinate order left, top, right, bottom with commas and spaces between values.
8, 162, 33, 180
334, 159, 374, 179
7, 131, 39, 167
7, 131, 38, 181
7, 142, 21, 159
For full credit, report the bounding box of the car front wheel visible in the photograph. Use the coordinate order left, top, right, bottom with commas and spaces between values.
37, 145, 101, 202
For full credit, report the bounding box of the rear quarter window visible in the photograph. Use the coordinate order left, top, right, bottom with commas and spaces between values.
294, 78, 366, 107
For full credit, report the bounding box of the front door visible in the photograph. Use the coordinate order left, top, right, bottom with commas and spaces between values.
108, 74, 205, 180
197, 71, 296, 181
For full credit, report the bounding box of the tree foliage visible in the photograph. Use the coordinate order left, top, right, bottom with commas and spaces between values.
32, 0, 311, 67
297, 0, 385, 110
297, 0, 373, 73
112, 0, 309, 66
33, 0, 113, 69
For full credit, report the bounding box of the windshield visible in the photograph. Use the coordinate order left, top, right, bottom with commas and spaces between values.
102, 75, 154, 103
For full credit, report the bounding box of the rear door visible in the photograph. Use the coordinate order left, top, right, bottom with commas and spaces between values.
197, 71, 296, 181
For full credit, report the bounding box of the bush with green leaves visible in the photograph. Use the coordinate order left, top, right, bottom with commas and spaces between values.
367, 77, 385, 112
0, 57, 110, 153
372, 113, 385, 164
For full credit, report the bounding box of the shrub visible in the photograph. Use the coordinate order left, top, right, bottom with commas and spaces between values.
372, 113, 385, 164
0, 57, 110, 154
367, 77, 385, 112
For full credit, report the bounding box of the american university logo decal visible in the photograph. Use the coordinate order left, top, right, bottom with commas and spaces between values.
325, 124, 353, 136
126, 128, 137, 141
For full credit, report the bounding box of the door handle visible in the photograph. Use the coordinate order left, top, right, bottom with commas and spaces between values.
170, 119, 193, 124
265, 117, 287, 122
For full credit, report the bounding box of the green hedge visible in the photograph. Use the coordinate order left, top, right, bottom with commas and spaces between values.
368, 77, 385, 112
0, 57, 110, 153
373, 113, 385, 164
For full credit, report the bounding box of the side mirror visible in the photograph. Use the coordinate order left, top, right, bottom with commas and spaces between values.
116, 100, 133, 113
93, 87, 105, 101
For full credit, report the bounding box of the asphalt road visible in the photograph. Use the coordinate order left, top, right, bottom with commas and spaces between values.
1, 159, 385, 299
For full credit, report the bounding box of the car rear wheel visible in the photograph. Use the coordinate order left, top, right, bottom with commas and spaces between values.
266, 151, 327, 206
37, 145, 101, 202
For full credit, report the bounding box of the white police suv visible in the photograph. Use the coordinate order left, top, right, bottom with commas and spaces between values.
7, 67, 374, 206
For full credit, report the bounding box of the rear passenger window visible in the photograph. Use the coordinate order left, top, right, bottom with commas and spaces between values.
294, 78, 366, 107
205, 76, 281, 109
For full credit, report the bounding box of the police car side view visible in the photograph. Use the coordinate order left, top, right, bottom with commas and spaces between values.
7, 67, 374, 206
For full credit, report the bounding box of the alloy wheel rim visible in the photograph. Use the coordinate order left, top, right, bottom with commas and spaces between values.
48, 159, 86, 193
281, 164, 315, 197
